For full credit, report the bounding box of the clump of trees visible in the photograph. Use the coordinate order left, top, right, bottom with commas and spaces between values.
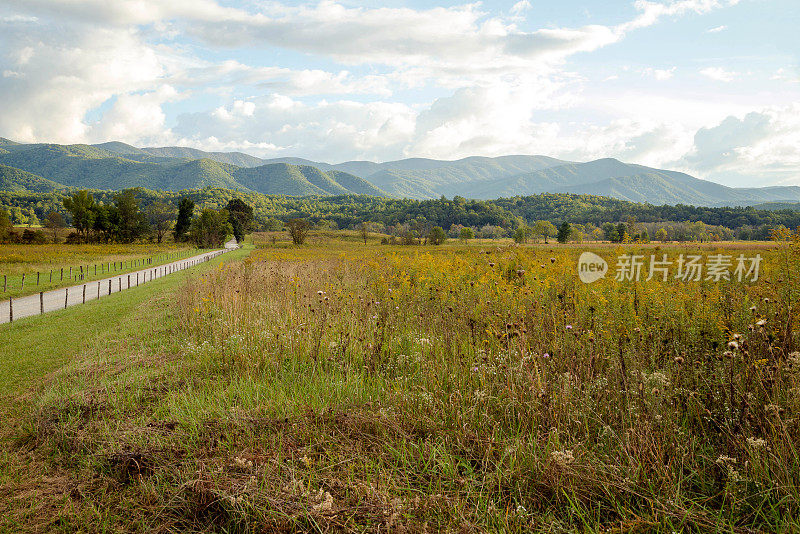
428, 226, 447, 245
190, 209, 233, 248
287, 218, 311, 244
53, 189, 249, 247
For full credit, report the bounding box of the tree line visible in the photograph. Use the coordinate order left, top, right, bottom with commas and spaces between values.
2, 188, 799, 244
0, 188, 254, 247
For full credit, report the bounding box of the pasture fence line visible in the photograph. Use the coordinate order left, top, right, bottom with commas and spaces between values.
0, 247, 211, 295
1, 247, 231, 325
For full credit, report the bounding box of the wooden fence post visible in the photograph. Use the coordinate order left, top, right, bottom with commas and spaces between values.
108, 279, 111, 295
127, 274, 130, 289
3, 275, 6, 292
82, 284, 86, 304
21, 274, 25, 290
60, 268, 63, 281
37, 272, 40, 286
119, 278, 122, 292
40, 291, 44, 314
97, 281, 100, 299
64, 288, 68, 309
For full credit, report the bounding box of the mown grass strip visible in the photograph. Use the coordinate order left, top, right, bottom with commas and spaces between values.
0, 245, 251, 396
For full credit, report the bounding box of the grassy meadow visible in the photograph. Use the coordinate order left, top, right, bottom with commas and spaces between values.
1, 235, 799, 532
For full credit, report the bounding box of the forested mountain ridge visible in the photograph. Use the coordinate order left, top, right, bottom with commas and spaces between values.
0, 138, 798, 206
0, 142, 385, 197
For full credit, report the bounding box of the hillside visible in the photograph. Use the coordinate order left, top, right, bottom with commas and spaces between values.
0, 142, 384, 197
346, 155, 569, 198
1, 138, 798, 206
232, 163, 385, 196
137, 146, 265, 168
431, 158, 800, 206
0, 164, 66, 193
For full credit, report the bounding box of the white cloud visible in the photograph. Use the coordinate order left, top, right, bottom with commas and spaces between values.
0, 24, 167, 143
90, 86, 181, 143
700, 66, 738, 82
771, 68, 798, 82
510, 1, 532, 17
643, 66, 676, 80
172, 60, 392, 97
618, 0, 740, 33
171, 95, 417, 162
707, 25, 727, 32
678, 105, 800, 186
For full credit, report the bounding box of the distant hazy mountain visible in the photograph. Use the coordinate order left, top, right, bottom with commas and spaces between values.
433, 158, 800, 206
1, 138, 798, 206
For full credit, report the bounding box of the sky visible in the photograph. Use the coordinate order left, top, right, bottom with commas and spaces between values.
0, 0, 798, 187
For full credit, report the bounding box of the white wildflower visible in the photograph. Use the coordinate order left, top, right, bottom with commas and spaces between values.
551, 450, 575, 467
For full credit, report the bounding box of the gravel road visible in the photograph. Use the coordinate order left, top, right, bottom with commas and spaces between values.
0, 239, 238, 325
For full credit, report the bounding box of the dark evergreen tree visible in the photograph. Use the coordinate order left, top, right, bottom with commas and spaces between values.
557, 221, 572, 243
226, 198, 254, 243
173, 197, 195, 242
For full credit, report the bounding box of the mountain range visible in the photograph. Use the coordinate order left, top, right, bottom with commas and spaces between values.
1, 137, 799, 207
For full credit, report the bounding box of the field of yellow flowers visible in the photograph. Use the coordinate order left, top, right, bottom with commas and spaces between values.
13, 237, 800, 532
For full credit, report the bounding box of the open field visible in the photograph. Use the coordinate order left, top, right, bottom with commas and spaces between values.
0, 236, 798, 532
0, 243, 198, 299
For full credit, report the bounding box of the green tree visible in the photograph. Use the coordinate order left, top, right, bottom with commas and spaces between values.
617, 223, 627, 243
190, 208, 232, 248
0, 210, 12, 242
514, 225, 531, 244
44, 211, 65, 242
655, 227, 668, 242
557, 221, 572, 243
226, 198, 254, 243
91, 203, 117, 243
63, 190, 96, 241
114, 189, 149, 243
173, 197, 195, 242
264, 217, 282, 231
358, 221, 371, 244
287, 218, 311, 245
147, 201, 177, 244
428, 226, 447, 245
532, 220, 557, 243
459, 227, 474, 243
